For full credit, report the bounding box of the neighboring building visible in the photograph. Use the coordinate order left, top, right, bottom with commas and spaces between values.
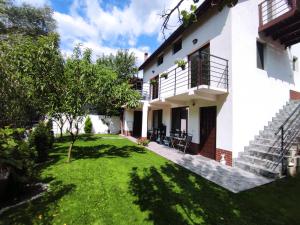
122, 0, 300, 178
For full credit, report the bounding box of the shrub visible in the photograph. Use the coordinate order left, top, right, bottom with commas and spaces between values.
46, 119, 54, 148
137, 138, 150, 146
29, 122, 52, 162
0, 127, 36, 198
84, 116, 93, 134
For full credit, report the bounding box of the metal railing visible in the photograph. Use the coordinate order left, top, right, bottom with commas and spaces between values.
259, 0, 297, 27
274, 102, 300, 174
153, 52, 229, 100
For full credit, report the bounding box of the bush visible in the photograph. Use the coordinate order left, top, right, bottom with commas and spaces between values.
137, 138, 150, 146
29, 121, 53, 162
84, 116, 93, 134
0, 127, 36, 198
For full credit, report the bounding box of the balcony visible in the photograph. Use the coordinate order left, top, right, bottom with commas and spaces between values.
259, 0, 300, 47
146, 52, 229, 104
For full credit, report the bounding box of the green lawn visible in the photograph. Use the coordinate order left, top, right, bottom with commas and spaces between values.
1, 134, 300, 225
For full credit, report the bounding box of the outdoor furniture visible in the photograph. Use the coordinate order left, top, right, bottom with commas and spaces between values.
177, 134, 193, 154
162, 136, 171, 146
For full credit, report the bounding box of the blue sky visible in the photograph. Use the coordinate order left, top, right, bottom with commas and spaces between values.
17, 0, 198, 65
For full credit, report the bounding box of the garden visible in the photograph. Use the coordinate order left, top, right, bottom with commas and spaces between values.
1, 134, 300, 225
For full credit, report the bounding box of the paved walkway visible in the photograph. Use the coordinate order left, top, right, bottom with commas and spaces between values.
123, 135, 273, 193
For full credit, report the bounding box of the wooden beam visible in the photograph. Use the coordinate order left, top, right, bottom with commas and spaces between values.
280, 28, 300, 42
284, 37, 300, 47
272, 19, 300, 39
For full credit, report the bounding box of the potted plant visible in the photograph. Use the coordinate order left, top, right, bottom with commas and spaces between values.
175, 59, 187, 70
150, 79, 157, 85
160, 72, 168, 79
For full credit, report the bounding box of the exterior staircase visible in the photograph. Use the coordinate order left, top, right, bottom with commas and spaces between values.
235, 100, 300, 179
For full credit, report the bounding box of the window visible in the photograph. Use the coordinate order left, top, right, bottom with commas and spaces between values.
293, 57, 298, 71
257, 41, 265, 70
173, 39, 182, 54
157, 55, 164, 66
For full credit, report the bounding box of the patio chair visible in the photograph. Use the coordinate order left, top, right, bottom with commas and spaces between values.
177, 135, 193, 154
162, 136, 171, 146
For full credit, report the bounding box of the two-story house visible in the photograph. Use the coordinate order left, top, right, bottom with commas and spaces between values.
122, 0, 300, 178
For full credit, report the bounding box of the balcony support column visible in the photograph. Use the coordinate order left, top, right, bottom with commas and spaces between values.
141, 101, 149, 138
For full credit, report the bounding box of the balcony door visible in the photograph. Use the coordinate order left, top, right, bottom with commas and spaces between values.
189, 44, 210, 88
151, 76, 159, 99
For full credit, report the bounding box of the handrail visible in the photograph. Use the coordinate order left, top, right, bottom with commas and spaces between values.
275, 102, 300, 135
273, 101, 300, 174
259, 0, 297, 28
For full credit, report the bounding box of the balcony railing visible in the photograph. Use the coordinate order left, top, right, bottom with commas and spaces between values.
259, 0, 298, 30
146, 52, 229, 101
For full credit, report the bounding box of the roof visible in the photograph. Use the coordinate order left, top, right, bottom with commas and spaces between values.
138, 0, 214, 70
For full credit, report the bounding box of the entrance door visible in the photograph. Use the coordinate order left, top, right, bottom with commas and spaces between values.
199, 106, 216, 159
189, 44, 210, 88
152, 110, 163, 129
133, 111, 142, 137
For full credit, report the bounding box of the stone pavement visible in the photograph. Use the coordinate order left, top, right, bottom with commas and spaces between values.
123, 135, 274, 193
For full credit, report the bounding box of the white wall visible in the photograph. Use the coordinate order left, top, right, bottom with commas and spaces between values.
52, 114, 120, 135
142, 7, 234, 151
231, 0, 300, 157
123, 110, 134, 132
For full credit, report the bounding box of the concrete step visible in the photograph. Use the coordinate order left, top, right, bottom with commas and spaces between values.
244, 147, 282, 161
239, 154, 280, 170
252, 137, 300, 146
235, 160, 281, 179
248, 143, 298, 152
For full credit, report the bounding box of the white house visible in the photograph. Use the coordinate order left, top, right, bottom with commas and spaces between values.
122, 0, 300, 178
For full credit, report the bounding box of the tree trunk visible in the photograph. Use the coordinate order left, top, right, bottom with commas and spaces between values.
67, 140, 75, 163
60, 127, 63, 139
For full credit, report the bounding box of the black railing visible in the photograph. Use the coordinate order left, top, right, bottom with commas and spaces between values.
155, 52, 228, 100
259, 0, 297, 28
274, 102, 300, 175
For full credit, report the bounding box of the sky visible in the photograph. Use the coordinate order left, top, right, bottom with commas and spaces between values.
16, 0, 201, 65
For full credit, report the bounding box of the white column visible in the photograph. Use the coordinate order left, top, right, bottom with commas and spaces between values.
141, 101, 149, 138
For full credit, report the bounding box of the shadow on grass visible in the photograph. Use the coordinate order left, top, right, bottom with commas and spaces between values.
1, 179, 75, 225
129, 163, 300, 225
53, 144, 146, 160
55, 134, 100, 144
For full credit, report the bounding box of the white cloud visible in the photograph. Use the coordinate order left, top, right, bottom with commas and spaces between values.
54, 0, 200, 65
15, 0, 50, 7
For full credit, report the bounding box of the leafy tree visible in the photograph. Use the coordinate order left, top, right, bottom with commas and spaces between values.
60, 46, 140, 162
96, 49, 138, 81
0, 33, 64, 127
0, 0, 56, 38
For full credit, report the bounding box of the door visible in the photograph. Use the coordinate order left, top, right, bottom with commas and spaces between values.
152, 110, 163, 129
171, 107, 188, 132
133, 111, 142, 137
199, 106, 216, 159
189, 44, 210, 88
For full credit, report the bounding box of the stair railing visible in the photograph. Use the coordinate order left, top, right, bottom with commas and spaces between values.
274, 102, 300, 174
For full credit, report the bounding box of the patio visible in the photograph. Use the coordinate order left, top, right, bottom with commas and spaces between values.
124, 135, 274, 193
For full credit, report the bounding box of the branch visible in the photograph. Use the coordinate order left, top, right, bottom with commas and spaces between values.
160, 0, 185, 40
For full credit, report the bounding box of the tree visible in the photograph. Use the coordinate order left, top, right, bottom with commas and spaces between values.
60, 47, 140, 162
96, 49, 138, 81
0, 0, 56, 38
0, 33, 64, 127
160, 0, 238, 39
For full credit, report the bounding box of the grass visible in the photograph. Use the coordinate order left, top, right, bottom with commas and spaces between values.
1, 134, 300, 225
